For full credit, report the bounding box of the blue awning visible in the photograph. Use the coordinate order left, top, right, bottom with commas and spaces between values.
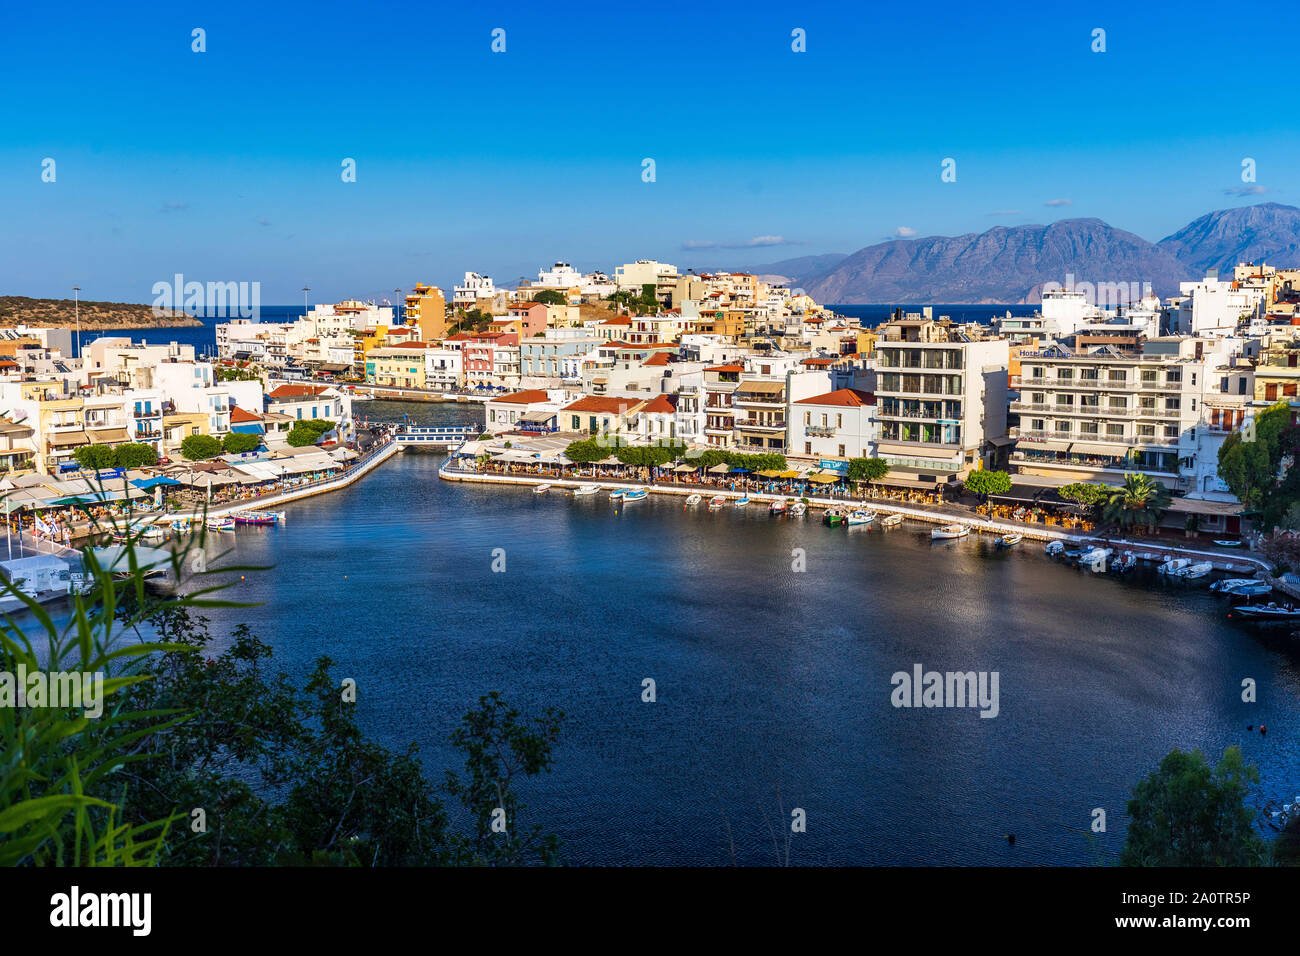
130, 476, 182, 489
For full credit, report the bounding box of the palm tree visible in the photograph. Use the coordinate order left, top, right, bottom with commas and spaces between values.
1102, 472, 1173, 535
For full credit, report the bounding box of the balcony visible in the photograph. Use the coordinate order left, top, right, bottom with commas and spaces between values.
806, 425, 836, 437
737, 420, 784, 433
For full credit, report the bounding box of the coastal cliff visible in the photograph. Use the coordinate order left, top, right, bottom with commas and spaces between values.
0, 295, 202, 330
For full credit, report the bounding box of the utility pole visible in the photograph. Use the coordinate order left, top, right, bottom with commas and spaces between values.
73, 285, 82, 356
302, 285, 310, 320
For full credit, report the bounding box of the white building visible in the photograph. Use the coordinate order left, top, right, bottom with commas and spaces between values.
789, 388, 879, 461
453, 272, 499, 310
1175, 271, 1266, 337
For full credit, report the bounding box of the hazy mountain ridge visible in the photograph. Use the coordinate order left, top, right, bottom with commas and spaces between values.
792, 203, 1300, 304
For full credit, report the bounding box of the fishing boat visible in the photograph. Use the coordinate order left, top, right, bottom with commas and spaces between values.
733, 495, 750, 507
823, 508, 846, 527
996, 533, 1022, 548
1229, 582, 1273, 597
1174, 562, 1214, 580
789, 502, 807, 517
685, 493, 703, 507
1228, 603, 1300, 621
1158, 557, 1191, 575
707, 495, 727, 510
533, 484, 551, 495
206, 517, 236, 532
1213, 539, 1243, 547
1078, 546, 1112, 569
1211, 578, 1260, 593
845, 510, 876, 526
170, 519, 195, 533
931, 523, 969, 540
609, 488, 626, 500
621, 488, 647, 502
1111, 552, 1137, 573
881, 513, 904, 528
572, 484, 601, 496
1044, 540, 1065, 556
232, 510, 284, 525
768, 498, 787, 514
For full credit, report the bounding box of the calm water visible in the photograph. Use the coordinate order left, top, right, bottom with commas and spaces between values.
156, 402, 1299, 866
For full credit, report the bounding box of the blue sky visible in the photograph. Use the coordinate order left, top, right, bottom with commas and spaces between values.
2, 0, 1297, 304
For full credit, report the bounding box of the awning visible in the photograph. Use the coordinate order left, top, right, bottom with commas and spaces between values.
47, 431, 89, 447
520, 411, 556, 424
1017, 440, 1072, 453
877, 475, 942, 489
806, 473, 842, 484
86, 427, 131, 442
707, 463, 731, 474
986, 435, 1015, 447
130, 476, 181, 490
736, 380, 784, 394
778, 470, 801, 479
1068, 442, 1127, 457
1164, 497, 1243, 516
673, 463, 699, 473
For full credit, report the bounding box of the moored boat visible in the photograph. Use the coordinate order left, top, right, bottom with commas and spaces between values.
1228, 603, 1300, 621
996, 533, 1022, 548
733, 495, 750, 507
1175, 562, 1214, 580
1211, 578, 1259, 593
1044, 539, 1065, 556
685, 493, 703, 507
1158, 558, 1190, 575
1213, 539, 1242, 547
931, 523, 969, 540
609, 488, 626, 500
707, 495, 726, 510
621, 488, 647, 502
823, 508, 845, 527
768, 498, 787, 514
880, 513, 903, 528
533, 484, 551, 495
789, 501, 807, 517
206, 517, 235, 532
572, 483, 601, 496
232, 510, 284, 525
845, 510, 876, 526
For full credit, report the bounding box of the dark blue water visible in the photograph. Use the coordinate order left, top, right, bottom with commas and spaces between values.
165, 402, 1300, 866
831, 304, 1037, 326
79, 307, 307, 358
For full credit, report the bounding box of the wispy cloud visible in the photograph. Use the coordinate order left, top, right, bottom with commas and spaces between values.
987, 209, 1021, 216
680, 235, 796, 250
1224, 185, 1268, 196
159, 201, 188, 212
1044, 198, 1072, 207
893, 226, 917, 238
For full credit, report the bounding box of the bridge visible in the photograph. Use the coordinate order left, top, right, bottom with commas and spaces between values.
380, 425, 479, 448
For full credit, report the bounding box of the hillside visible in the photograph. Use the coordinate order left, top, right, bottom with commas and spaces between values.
0, 296, 201, 329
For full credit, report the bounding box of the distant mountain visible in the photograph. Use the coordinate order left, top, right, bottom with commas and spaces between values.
0, 295, 199, 329
683, 253, 848, 286
799, 219, 1189, 304
1156, 202, 1300, 275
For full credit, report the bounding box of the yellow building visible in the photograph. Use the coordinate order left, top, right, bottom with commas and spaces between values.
351, 326, 389, 377
405, 283, 448, 341
1254, 335, 1300, 403
163, 412, 209, 455
366, 345, 429, 389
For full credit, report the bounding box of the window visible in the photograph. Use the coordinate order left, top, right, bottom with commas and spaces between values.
804, 442, 812, 454
838, 444, 845, 457
1106, 424, 1124, 437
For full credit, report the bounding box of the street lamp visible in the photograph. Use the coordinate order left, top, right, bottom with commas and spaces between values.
394, 288, 402, 324
72, 286, 81, 356
302, 286, 310, 319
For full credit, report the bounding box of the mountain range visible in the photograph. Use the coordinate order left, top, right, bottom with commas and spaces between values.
743, 203, 1300, 304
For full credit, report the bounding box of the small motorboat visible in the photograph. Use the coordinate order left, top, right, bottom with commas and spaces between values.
533, 484, 551, 495
1174, 562, 1214, 580
1111, 552, 1137, 573
1079, 546, 1112, 570
823, 508, 845, 527
880, 513, 903, 528
232, 510, 284, 525
733, 496, 750, 507
621, 488, 647, 502
931, 524, 969, 540
609, 488, 626, 500
206, 517, 235, 532
996, 533, 1022, 548
1211, 578, 1259, 593
1229, 603, 1300, 621
170, 518, 195, 533
789, 502, 807, 517
768, 498, 787, 514
1213, 539, 1243, 547
685, 493, 703, 507
845, 510, 876, 526
1229, 582, 1273, 597
1158, 558, 1191, 575
572, 484, 601, 496
708, 495, 727, 510
1044, 540, 1065, 556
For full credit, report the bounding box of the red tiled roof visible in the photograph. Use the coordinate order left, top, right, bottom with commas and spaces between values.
229, 406, 263, 423
643, 352, 670, 367
493, 389, 551, 405
706, 364, 744, 372
640, 394, 676, 414
268, 384, 330, 399
793, 388, 876, 407
561, 396, 644, 414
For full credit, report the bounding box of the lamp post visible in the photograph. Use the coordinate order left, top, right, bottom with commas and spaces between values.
394, 288, 402, 324
73, 286, 81, 357
302, 286, 310, 320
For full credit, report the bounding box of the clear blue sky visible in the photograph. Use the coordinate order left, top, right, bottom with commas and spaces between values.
2, 0, 1297, 304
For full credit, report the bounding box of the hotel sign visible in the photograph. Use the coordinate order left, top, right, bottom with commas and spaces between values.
818, 458, 849, 474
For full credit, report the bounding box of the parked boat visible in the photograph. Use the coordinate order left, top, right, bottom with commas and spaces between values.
823, 508, 846, 527
572, 484, 601, 496
609, 488, 626, 500
1229, 582, 1273, 597
1213, 539, 1243, 547
996, 533, 1022, 548
1175, 562, 1214, 580
621, 488, 647, 502
1079, 546, 1112, 569
206, 517, 235, 532
1229, 603, 1300, 621
931, 524, 969, 540
1211, 578, 1259, 593
685, 493, 703, 507
845, 510, 876, 526
708, 495, 727, 510
789, 502, 807, 517
768, 499, 787, 514
1044, 540, 1065, 556
232, 510, 284, 525
1158, 558, 1191, 575
880, 513, 903, 528
1111, 552, 1137, 573
533, 484, 551, 495
733, 495, 750, 507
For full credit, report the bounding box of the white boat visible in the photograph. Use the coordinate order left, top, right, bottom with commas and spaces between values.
1175, 562, 1214, 580
1229, 603, 1300, 621
996, 533, 1022, 548
206, 517, 235, 532
1044, 540, 1065, 556
232, 510, 284, 525
609, 488, 626, 500
533, 484, 551, 495
1158, 558, 1191, 575
845, 510, 876, 526
768, 499, 787, 514
789, 502, 807, 517
880, 513, 903, 528
1111, 552, 1137, 573
572, 484, 601, 496
1211, 578, 1259, 593
931, 524, 969, 540
685, 493, 703, 507
1079, 547, 1112, 569
1213, 539, 1243, 547
621, 488, 647, 502
708, 495, 727, 510
734, 496, 750, 507
1229, 582, 1273, 597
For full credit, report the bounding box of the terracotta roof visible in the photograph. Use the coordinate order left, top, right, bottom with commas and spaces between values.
493, 389, 551, 405
643, 352, 670, 367
706, 364, 744, 372
640, 394, 677, 414
268, 384, 330, 399
561, 396, 644, 414
229, 406, 263, 423
793, 388, 876, 407
598, 317, 632, 325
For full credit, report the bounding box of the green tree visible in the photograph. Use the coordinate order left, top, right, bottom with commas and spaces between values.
1217, 402, 1294, 523
180, 434, 223, 461
114, 442, 159, 468
1122, 747, 1265, 867
222, 432, 262, 454
963, 469, 1012, 500
1059, 482, 1114, 509
73, 443, 118, 471
1102, 472, 1173, 534
846, 457, 889, 485
532, 290, 567, 306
